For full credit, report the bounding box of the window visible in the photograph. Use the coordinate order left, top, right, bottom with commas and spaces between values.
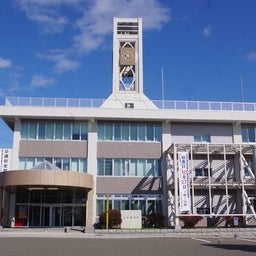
18, 157, 87, 172
98, 123, 162, 142
72, 124, 80, 140
38, 123, 46, 139
97, 158, 161, 177
195, 168, 212, 177
96, 194, 163, 217
194, 134, 211, 143
21, 122, 88, 141
242, 127, 256, 142
196, 207, 210, 214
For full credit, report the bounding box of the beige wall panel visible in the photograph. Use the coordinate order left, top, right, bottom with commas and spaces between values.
19, 141, 88, 158
96, 177, 163, 194
97, 142, 162, 158
0, 170, 93, 189
171, 123, 233, 144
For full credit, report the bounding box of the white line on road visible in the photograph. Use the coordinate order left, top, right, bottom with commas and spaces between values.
192, 237, 211, 243
237, 238, 256, 243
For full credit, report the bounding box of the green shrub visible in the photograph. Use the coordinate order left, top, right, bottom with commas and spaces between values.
99, 209, 122, 229
143, 214, 166, 228
179, 216, 203, 228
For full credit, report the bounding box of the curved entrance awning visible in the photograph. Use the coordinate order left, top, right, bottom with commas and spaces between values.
0, 170, 93, 189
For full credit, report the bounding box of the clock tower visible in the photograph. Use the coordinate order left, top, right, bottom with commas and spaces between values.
113, 17, 142, 94
103, 17, 156, 109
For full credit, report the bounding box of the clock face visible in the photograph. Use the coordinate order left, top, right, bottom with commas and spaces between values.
120, 47, 135, 65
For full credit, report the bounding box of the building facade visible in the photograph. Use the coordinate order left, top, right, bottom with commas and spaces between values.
0, 18, 256, 228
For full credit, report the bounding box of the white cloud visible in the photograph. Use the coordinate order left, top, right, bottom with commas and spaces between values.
201, 26, 212, 37
15, 0, 170, 71
29, 75, 55, 88
0, 57, 12, 68
73, 0, 170, 52
38, 52, 80, 73
246, 52, 256, 62
15, 0, 74, 33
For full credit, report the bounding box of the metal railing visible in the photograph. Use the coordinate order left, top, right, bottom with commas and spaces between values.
5, 97, 256, 111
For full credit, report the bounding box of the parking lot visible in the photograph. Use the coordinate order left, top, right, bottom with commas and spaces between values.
0, 236, 255, 256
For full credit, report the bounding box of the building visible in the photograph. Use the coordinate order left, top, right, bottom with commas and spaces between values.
0, 17, 256, 229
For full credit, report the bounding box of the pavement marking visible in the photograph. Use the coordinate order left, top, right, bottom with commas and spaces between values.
237, 238, 256, 243
191, 237, 211, 243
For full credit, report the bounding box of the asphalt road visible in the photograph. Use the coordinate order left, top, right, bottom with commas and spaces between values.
0, 237, 255, 256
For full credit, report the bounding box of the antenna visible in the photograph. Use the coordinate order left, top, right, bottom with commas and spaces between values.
161, 67, 165, 108
240, 74, 245, 102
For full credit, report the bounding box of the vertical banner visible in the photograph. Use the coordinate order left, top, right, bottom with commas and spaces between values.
0, 149, 11, 172
178, 152, 191, 213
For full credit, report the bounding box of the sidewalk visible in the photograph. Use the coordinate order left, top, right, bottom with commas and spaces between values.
0, 227, 256, 239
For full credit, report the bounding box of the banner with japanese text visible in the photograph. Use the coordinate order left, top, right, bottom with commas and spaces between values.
0, 148, 11, 172
178, 152, 191, 213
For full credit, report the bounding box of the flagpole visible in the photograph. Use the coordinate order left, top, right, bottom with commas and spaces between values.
161, 67, 165, 109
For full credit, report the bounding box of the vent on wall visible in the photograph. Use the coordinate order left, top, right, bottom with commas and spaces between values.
125, 103, 134, 108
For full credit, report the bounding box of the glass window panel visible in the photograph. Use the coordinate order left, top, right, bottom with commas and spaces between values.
29, 123, 37, 139
114, 159, 121, 176
46, 123, 54, 140
105, 159, 113, 175
145, 159, 154, 176
114, 125, 121, 141
63, 158, 70, 170
242, 127, 248, 142
27, 157, 35, 169
98, 125, 104, 140
71, 158, 79, 172
36, 157, 44, 165
38, 123, 46, 140
72, 124, 80, 140
45, 157, 53, 163
64, 124, 71, 140
248, 127, 255, 142
146, 125, 154, 141
155, 160, 161, 176
122, 159, 129, 176
105, 125, 113, 140
81, 124, 88, 140
130, 125, 137, 141
154, 126, 161, 141
96, 200, 104, 216
55, 158, 62, 169
130, 159, 137, 176
121, 200, 129, 210
194, 135, 201, 142
97, 159, 104, 175
137, 159, 145, 176
19, 158, 26, 169
21, 123, 29, 139
147, 200, 156, 215
138, 125, 145, 141
121, 125, 129, 141
114, 200, 121, 211
202, 134, 211, 142
79, 159, 87, 173
55, 124, 63, 140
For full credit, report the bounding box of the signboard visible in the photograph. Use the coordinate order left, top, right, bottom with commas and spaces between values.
178, 152, 191, 213
121, 210, 142, 229
233, 216, 239, 226
0, 148, 11, 172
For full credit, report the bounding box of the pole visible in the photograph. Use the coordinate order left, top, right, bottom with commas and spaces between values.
106, 193, 109, 230
240, 74, 245, 103
161, 67, 165, 109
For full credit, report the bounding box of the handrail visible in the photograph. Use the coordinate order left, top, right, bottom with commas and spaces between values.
4, 97, 256, 111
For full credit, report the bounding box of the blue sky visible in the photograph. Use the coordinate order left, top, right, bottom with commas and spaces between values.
1, 0, 256, 147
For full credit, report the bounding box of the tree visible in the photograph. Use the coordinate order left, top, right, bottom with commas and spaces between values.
99, 209, 122, 229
